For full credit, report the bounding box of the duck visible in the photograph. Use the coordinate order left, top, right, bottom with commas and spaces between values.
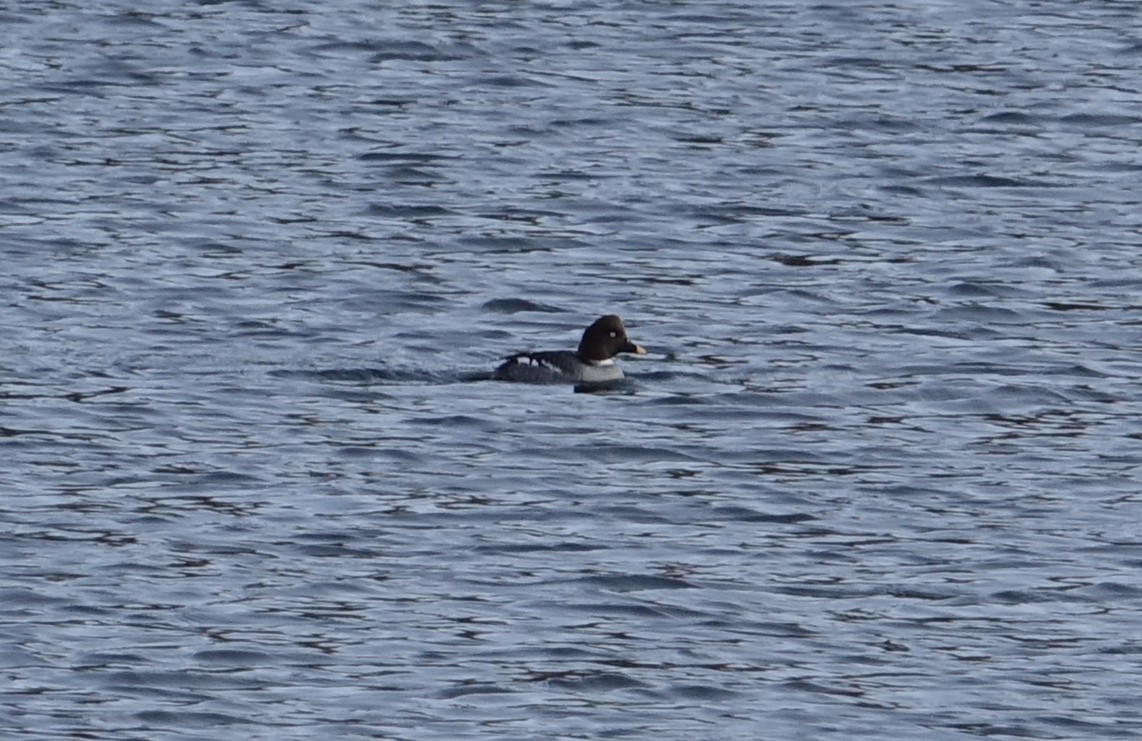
492, 314, 646, 383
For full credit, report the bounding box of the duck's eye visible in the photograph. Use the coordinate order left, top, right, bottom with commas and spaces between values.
609, 331, 617, 338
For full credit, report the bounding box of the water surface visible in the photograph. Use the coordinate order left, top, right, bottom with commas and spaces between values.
3, 1, 1142, 738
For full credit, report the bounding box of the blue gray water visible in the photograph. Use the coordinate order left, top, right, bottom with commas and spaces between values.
3, 1, 1142, 738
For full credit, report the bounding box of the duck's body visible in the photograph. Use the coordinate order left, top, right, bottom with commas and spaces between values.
494, 351, 625, 383
492, 315, 645, 384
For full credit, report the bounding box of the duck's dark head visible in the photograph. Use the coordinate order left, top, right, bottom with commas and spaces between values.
577, 314, 646, 362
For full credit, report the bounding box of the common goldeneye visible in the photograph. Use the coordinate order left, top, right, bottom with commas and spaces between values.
492, 314, 646, 383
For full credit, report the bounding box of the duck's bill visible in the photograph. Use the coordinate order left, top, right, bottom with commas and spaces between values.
627, 343, 647, 355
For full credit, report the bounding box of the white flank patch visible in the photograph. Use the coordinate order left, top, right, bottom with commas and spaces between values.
518, 355, 563, 374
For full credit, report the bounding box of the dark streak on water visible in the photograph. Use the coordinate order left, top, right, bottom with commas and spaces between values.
4, 1, 1142, 739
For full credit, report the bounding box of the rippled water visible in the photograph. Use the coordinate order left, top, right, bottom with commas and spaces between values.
4, 1, 1142, 738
